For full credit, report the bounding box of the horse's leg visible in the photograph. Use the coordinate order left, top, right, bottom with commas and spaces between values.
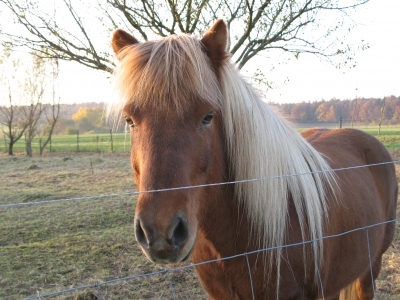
355, 257, 382, 300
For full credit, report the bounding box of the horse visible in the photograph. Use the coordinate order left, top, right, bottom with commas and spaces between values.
108, 19, 398, 299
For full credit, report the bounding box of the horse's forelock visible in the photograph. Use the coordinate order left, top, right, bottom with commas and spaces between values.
113, 35, 222, 115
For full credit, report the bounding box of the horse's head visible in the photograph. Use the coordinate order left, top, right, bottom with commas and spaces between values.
111, 20, 229, 264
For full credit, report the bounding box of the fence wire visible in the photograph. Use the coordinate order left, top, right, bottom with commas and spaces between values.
0, 159, 398, 299
1, 160, 399, 208
24, 217, 400, 300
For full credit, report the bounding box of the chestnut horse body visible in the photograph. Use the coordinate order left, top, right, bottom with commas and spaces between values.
109, 20, 398, 299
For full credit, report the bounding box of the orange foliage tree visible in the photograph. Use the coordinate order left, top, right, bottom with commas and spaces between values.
72, 106, 104, 132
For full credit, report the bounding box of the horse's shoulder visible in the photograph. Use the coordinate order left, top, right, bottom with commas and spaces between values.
300, 128, 331, 142
302, 128, 378, 146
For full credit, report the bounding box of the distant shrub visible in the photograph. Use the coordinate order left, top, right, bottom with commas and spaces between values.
65, 127, 78, 135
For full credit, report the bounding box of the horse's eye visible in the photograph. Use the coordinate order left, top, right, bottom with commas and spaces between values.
125, 116, 137, 130
202, 111, 214, 126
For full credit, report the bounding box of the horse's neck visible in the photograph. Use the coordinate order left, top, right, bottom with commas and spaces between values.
193, 184, 258, 299
195, 184, 249, 258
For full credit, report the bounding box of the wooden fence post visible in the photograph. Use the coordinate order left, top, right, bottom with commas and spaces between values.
378, 97, 386, 140
110, 129, 114, 153
77, 130, 79, 152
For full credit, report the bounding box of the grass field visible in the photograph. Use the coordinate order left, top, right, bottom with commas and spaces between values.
297, 124, 400, 151
0, 152, 205, 299
0, 151, 399, 299
0, 132, 131, 154
2, 124, 400, 155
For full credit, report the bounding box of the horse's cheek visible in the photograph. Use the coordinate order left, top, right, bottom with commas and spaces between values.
198, 147, 212, 174
196, 127, 215, 175
129, 139, 141, 185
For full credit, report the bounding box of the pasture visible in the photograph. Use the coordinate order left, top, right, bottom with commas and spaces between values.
0, 132, 131, 154
0, 150, 399, 299
2, 124, 400, 155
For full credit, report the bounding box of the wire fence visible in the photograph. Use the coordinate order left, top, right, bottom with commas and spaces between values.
2, 124, 400, 155
1, 160, 399, 208
1, 159, 399, 299
23, 217, 400, 300
1, 131, 131, 154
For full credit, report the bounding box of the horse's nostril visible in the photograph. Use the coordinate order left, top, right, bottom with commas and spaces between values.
135, 219, 149, 249
171, 217, 189, 248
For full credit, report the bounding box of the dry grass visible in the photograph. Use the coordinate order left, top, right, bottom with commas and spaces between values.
376, 151, 400, 299
0, 151, 399, 299
0, 152, 205, 300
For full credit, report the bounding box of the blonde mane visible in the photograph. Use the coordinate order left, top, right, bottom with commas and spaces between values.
219, 60, 337, 282
109, 33, 336, 288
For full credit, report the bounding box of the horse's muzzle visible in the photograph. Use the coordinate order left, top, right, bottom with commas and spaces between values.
134, 211, 192, 264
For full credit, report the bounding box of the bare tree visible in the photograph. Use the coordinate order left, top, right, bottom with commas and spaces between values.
0, 89, 29, 155
0, 48, 29, 155
39, 59, 60, 155
19, 54, 47, 157
0, 0, 369, 73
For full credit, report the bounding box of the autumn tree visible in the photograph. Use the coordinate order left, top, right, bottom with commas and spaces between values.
274, 96, 400, 125
72, 106, 104, 132
0, 0, 370, 75
315, 101, 329, 121
358, 98, 380, 124
383, 96, 400, 124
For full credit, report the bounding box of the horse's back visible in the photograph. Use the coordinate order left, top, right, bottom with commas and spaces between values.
302, 127, 397, 220
300, 128, 398, 298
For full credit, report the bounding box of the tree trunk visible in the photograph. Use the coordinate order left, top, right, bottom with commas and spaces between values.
26, 139, 33, 157
8, 137, 14, 155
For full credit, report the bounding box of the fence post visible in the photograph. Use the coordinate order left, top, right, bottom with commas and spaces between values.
77, 130, 79, 152
339, 116, 342, 129
351, 94, 358, 129
110, 129, 114, 153
378, 97, 386, 140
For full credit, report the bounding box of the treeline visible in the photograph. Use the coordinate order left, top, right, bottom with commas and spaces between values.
53, 103, 128, 135
271, 95, 400, 124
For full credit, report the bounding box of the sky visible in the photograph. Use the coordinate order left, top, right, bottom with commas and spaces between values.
263, 0, 400, 103
2, 0, 400, 105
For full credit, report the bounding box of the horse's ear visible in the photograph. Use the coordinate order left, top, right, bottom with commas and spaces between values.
201, 19, 229, 69
112, 29, 139, 56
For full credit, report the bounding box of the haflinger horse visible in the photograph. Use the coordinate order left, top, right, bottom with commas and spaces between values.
108, 20, 398, 299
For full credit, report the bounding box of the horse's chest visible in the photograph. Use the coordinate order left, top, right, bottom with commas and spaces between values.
192, 232, 250, 299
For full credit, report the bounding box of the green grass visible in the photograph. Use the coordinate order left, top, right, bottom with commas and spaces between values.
0, 133, 131, 154
2, 124, 400, 156
295, 124, 400, 151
